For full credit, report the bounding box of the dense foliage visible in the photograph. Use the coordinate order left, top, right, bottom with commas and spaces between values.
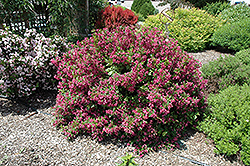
143, 7, 225, 52
159, 0, 229, 9
187, 0, 229, 8
198, 84, 250, 165
201, 49, 250, 93
0, 28, 68, 98
52, 26, 207, 156
157, 0, 193, 11
138, 2, 156, 18
0, 0, 105, 37
131, 0, 151, 13
235, 48, 250, 65
202, 1, 231, 16
96, 6, 138, 30
218, 3, 250, 23
211, 18, 250, 52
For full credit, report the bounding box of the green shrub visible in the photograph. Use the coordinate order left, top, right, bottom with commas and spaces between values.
202, 1, 231, 16
201, 49, 250, 93
131, 0, 151, 13
143, 7, 225, 52
235, 48, 250, 65
198, 84, 250, 165
218, 3, 250, 23
138, 2, 156, 18
211, 18, 250, 52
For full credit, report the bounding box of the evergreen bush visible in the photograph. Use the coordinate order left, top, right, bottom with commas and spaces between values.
52, 26, 207, 156
138, 2, 156, 18
211, 18, 250, 52
201, 49, 250, 93
131, 0, 151, 13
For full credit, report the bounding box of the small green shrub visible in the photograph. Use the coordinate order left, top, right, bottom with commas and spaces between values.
131, 0, 151, 13
138, 2, 155, 18
219, 3, 250, 23
198, 84, 250, 165
211, 18, 250, 52
202, 1, 231, 16
143, 7, 225, 52
201, 51, 250, 93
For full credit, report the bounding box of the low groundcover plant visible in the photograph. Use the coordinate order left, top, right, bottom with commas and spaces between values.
52, 26, 207, 156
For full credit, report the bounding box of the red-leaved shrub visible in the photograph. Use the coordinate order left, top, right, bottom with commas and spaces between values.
52, 26, 207, 156
96, 6, 138, 29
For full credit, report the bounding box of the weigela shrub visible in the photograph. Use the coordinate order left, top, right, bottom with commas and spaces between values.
218, 3, 250, 23
198, 84, 250, 165
0, 28, 68, 98
96, 6, 138, 29
52, 26, 207, 156
143, 8, 225, 52
211, 18, 250, 52
201, 50, 250, 93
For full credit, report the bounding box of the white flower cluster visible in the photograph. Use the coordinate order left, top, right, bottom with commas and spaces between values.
0, 28, 68, 98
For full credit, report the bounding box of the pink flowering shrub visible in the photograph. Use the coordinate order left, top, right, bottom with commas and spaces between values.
52, 26, 207, 156
0, 28, 68, 98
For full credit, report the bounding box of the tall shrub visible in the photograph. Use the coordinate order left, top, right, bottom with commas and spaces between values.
52, 26, 207, 156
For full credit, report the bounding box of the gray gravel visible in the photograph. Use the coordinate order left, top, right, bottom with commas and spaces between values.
0, 50, 243, 166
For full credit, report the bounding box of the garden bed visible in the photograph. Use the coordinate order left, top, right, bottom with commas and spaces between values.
0, 49, 244, 166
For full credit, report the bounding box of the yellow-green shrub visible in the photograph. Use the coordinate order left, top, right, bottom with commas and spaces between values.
143, 7, 225, 52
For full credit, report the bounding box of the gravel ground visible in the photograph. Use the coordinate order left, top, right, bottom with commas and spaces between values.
0, 50, 244, 166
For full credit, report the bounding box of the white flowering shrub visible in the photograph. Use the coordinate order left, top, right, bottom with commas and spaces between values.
0, 28, 68, 98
